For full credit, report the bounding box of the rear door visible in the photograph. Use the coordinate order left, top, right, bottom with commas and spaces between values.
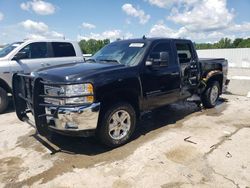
46, 42, 82, 67
141, 40, 181, 110
174, 41, 199, 99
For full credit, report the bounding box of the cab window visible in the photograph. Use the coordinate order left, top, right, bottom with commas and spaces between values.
149, 42, 172, 66
176, 43, 193, 64
18, 42, 48, 59
51, 42, 76, 57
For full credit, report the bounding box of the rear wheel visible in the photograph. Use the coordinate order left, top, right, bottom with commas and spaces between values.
201, 81, 220, 108
97, 102, 136, 148
0, 87, 9, 114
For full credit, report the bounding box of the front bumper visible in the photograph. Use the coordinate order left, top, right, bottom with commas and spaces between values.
12, 74, 100, 137
47, 103, 100, 136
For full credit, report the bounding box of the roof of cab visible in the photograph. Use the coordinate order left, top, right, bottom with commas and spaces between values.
22, 39, 76, 43
112, 37, 192, 44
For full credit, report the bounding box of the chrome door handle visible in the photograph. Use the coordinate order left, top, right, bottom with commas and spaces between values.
41, 63, 51, 67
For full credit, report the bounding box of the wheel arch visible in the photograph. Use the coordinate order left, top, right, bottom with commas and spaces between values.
98, 89, 140, 119
0, 78, 12, 94
204, 70, 223, 94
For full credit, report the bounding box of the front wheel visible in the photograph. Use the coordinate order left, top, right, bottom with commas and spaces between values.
97, 102, 136, 148
201, 81, 220, 108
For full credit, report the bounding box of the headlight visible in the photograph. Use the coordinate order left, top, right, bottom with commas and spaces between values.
64, 84, 93, 96
44, 83, 94, 105
64, 83, 94, 104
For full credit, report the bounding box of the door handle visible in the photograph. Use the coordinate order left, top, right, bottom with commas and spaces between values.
41, 63, 51, 67
171, 72, 179, 76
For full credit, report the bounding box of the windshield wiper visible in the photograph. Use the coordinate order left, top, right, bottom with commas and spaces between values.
98, 59, 121, 64
85, 58, 96, 63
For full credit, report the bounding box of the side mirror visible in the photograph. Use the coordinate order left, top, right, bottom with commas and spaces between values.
12, 52, 28, 61
146, 51, 169, 68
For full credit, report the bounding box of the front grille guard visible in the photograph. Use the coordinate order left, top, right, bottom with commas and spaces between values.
12, 74, 94, 135
13, 73, 47, 133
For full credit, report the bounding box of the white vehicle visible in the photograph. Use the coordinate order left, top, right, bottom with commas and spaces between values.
0, 39, 84, 113
83, 54, 92, 61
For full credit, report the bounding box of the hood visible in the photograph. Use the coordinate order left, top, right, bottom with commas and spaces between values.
36, 62, 126, 82
0, 56, 8, 61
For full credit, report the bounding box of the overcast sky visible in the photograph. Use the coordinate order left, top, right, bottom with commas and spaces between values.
0, 0, 250, 44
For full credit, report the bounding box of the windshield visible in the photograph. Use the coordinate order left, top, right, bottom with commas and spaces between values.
0, 42, 23, 58
92, 41, 146, 66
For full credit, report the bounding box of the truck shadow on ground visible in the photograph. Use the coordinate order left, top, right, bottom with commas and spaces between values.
33, 99, 227, 156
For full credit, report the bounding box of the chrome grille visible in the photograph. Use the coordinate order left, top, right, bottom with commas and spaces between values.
44, 85, 64, 105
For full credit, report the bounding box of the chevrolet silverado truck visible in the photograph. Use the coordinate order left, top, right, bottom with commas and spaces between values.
13, 38, 230, 147
0, 39, 83, 113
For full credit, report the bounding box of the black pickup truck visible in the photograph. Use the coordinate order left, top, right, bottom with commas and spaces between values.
13, 38, 229, 147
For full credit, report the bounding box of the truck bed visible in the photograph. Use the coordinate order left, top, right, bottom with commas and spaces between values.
199, 58, 228, 76
199, 58, 226, 62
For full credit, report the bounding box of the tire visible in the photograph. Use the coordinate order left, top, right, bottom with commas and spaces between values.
97, 102, 136, 148
0, 87, 9, 114
201, 81, 220, 108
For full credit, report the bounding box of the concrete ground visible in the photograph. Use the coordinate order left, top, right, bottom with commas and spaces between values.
0, 94, 250, 188
228, 68, 250, 96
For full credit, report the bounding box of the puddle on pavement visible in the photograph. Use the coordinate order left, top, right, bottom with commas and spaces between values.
165, 145, 200, 165
0, 157, 24, 184
112, 179, 132, 188
5, 99, 228, 187
161, 182, 185, 188
204, 98, 228, 117
16, 130, 47, 154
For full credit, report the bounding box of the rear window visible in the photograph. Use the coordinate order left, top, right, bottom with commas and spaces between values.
51, 42, 76, 57
176, 43, 193, 64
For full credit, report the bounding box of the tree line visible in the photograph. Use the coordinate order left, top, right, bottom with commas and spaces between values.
195, 37, 250, 49
79, 39, 110, 54
78, 37, 250, 54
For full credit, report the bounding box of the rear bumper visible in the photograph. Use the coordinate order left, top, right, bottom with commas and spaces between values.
47, 103, 100, 135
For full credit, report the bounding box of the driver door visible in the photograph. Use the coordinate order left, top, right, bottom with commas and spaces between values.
10, 42, 50, 74
141, 41, 181, 110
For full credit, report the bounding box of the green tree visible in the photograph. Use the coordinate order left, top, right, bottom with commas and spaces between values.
78, 39, 110, 54
195, 37, 250, 49
195, 43, 214, 50
233, 38, 243, 48
237, 38, 250, 48
214, 38, 233, 49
